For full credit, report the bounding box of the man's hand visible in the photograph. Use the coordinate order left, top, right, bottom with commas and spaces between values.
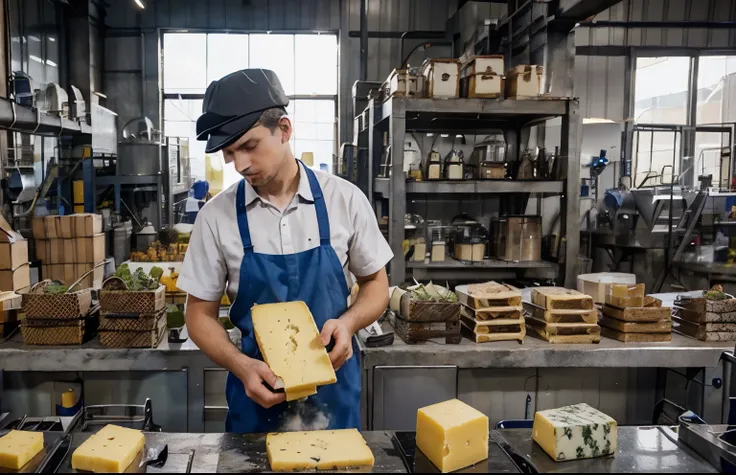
233, 355, 286, 409
320, 319, 354, 371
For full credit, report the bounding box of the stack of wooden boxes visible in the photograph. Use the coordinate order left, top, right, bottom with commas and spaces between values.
33, 214, 105, 289
20, 283, 98, 346
0, 216, 30, 292
525, 287, 601, 344
98, 281, 167, 348
673, 294, 736, 341
455, 282, 525, 343
599, 284, 672, 342
460, 55, 505, 99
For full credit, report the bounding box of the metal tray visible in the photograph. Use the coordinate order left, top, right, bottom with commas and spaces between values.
0, 431, 63, 474
493, 426, 716, 473
391, 431, 520, 473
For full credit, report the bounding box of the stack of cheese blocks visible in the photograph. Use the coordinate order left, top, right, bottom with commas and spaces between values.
600, 284, 672, 343
673, 294, 736, 341
456, 282, 525, 343
526, 287, 601, 344
252, 301, 337, 401
0, 424, 144, 473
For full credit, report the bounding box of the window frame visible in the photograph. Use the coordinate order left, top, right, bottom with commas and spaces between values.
629, 48, 736, 187
160, 29, 340, 175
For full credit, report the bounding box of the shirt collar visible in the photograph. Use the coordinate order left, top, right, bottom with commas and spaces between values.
242, 160, 314, 206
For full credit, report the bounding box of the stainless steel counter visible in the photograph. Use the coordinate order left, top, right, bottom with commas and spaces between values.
359, 333, 733, 369
493, 426, 717, 473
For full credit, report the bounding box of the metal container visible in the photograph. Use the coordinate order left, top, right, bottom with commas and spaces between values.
116, 143, 163, 176
113, 222, 132, 266
134, 223, 157, 253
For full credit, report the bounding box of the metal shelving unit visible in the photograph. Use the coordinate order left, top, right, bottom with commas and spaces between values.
366, 97, 581, 287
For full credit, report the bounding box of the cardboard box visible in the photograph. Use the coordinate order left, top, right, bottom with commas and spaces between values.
63, 264, 76, 285
44, 216, 60, 239
63, 239, 77, 264
0, 240, 28, 271
0, 265, 30, 292
74, 214, 103, 237
76, 234, 106, 263
35, 239, 49, 262
49, 240, 64, 265
32, 217, 46, 239
0, 214, 28, 271
59, 216, 75, 239
74, 263, 105, 289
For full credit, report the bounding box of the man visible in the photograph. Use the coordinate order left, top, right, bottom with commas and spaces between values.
177, 69, 392, 433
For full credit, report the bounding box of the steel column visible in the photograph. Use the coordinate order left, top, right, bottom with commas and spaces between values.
388, 100, 406, 285
83, 158, 96, 213
561, 100, 581, 288
359, 0, 368, 81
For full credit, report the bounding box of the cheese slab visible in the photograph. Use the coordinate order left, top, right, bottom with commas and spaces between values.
533, 403, 617, 462
252, 301, 337, 392
286, 385, 317, 401
0, 430, 44, 470
416, 399, 489, 473
71, 424, 145, 473
266, 429, 374, 471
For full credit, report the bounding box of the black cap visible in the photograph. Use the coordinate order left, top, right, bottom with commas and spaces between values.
196, 69, 289, 153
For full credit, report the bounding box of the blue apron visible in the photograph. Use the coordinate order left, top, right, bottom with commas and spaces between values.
225, 164, 361, 433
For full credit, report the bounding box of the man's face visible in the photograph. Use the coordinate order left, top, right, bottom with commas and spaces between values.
221, 118, 292, 187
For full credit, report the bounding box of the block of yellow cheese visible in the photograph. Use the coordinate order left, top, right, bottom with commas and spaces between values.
416, 399, 489, 473
266, 429, 374, 471
71, 424, 145, 473
252, 301, 337, 393
0, 430, 44, 469
533, 403, 617, 462
286, 385, 317, 401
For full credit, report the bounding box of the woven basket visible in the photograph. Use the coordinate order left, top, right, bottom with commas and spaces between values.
21, 315, 99, 346
99, 285, 166, 314
21, 283, 93, 319
99, 314, 166, 348
100, 307, 167, 332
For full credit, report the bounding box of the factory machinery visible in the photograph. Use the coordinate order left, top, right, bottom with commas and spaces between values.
0, 78, 191, 244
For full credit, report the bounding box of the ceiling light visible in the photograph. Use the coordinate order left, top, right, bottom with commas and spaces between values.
134, 0, 145, 9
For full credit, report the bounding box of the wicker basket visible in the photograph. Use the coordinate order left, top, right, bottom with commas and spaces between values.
21, 283, 93, 319
99, 285, 166, 314
99, 314, 166, 348
21, 315, 99, 346
100, 307, 167, 332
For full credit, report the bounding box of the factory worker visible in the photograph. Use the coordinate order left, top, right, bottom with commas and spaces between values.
177, 69, 392, 433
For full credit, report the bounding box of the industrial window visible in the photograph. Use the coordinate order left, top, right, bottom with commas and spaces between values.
697, 56, 736, 125
162, 32, 338, 188
634, 56, 691, 126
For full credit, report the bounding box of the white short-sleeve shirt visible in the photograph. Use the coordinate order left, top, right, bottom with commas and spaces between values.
177, 161, 394, 302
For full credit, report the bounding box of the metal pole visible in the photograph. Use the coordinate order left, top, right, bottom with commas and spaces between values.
722, 351, 735, 424
359, 0, 368, 81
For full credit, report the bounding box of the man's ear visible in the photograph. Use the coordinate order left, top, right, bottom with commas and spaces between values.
278, 117, 292, 143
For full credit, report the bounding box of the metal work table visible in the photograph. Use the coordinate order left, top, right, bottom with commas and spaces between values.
493, 426, 716, 473
358, 332, 733, 370
54, 431, 405, 473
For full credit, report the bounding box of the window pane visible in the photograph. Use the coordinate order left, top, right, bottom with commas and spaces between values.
207, 34, 249, 84
633, 130, 681, 187
695, 131, 730, 190
697, 56, 736, 124
295, 139, 335, 173
164, 99, 206, 180
294, 34, 337, 94
249, 34, 295, 95
634, 57, 691, 125
163, 34, 207, 93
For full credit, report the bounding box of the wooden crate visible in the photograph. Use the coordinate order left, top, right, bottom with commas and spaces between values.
531, 287, 594, 310
460, 305, 522, 321
21, 315, 99, 346
601, 304, 671, 322
676, 296, 736, 314
601, 327, 672, 343
461, 320, 525, 343
389, 311, 461, 344
100, 307, 167, 332
525, 317, 600, 344
673, 316, 736, 341
673, 306, 736, 324
455, 282, 522, 308
599, 315, 671, 334
523, 302, 598, 324
399, 293, 460, 323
